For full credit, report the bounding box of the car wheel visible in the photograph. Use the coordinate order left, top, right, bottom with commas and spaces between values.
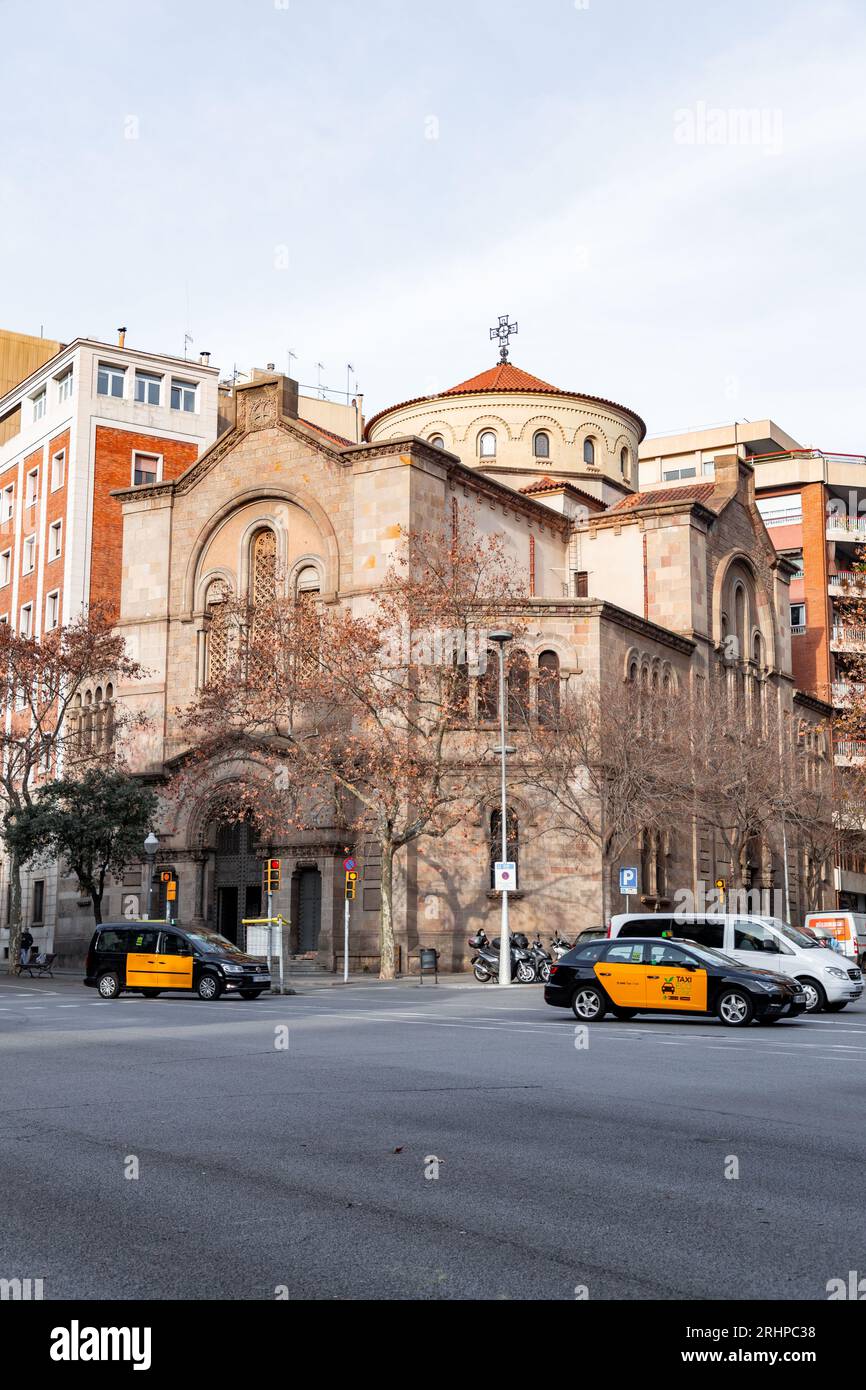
197, 974, 222, 1001
97, 972, 121, 999
796, 977, 826, 1013
239, 990, 263, 1000
717, 989, 754, 1027
571, 985, 607, 1022
612, 1007, 638, 1020
825, 1001, 848, 1013
516, 961, 536, 984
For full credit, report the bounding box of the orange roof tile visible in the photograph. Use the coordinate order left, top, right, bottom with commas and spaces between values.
519, 475, 605, 508
610, 483, 716, 513
364, 361, 647, 442
297, 417, 354, 448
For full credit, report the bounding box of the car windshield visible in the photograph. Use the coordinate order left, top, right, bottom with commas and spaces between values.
768, 919, 820, 950
185, 930, 246, 957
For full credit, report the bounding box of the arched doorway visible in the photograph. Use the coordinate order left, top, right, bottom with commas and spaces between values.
213, 819, 262, 944
295, 867, 322, 954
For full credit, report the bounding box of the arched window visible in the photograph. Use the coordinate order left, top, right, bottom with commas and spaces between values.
252, 528, 277, 605
533, 431, 550, 459
507, 649, 530, 725
583, 437, 596, 467
620, 447, 629, 477
734, 584, 747, 657
752, 632, 762, 668
428, 434, 445, 448
477, 651, 499, 722
478, 430, 497, 458
295, 565, 321, 600
205, 579, 230, 684
537, 650, 560, 726
489, 808, 519, 889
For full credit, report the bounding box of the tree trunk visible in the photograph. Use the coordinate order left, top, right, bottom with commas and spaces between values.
6, 850, 22, 976
90, 889, 103, 926
379, 839, 397, 981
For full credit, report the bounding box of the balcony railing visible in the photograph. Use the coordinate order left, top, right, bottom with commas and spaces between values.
829, 570, 860, 590
835, 740, 866, 761
827, 514, 866, 536
832, 626, 866, 648
833, 681, 866, 706
762, 511, 803, 528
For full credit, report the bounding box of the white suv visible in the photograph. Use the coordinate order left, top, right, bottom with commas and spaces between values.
609, 913, 863, 1014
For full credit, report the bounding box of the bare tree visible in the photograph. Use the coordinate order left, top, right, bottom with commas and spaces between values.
518, 676, 689, 924
176, 521, 525, 979
0, 607, 145, 972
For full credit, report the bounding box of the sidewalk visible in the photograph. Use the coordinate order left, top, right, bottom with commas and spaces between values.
11, 965, 481, 990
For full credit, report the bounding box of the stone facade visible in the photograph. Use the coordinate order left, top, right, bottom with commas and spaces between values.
43, 366, 835, 969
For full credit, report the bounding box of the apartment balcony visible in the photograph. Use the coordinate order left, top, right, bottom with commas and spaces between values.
832, 625, 866, 652
829, 570, 863, 595
827, 513, 866, 541
835, 740, 866, 765
832, 680, 866, 707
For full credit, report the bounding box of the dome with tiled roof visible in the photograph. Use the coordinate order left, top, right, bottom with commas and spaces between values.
365, 357, 644, 505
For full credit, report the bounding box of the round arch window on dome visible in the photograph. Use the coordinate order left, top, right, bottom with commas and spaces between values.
533, 430, 550, 459
428, 434, 445, 448
583, 437, 596, 467
478, 430, 497, 458
620, 447, 629, 477
295, 565, 321, 599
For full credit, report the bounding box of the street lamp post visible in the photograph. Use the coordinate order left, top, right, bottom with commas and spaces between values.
144, 832, 159, 921
489, 630, 514, 987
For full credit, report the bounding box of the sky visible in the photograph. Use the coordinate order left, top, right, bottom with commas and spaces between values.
2, 0, 866, 447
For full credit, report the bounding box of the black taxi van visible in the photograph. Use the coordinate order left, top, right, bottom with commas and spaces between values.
84, 922, 271, 1001
544, 936, 807, 1027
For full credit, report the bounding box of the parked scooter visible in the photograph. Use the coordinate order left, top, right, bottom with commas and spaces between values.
467, 930, 536, 983
550, 933, 575, 961
527, 934, 554, 983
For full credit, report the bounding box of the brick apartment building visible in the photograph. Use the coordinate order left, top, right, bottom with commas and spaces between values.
0, 330, 220, 959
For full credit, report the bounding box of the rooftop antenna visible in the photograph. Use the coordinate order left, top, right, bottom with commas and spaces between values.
287, 349, 298, 380
184, 332, 194, 361
316, 361, 326, 398
346, 362, 355, 402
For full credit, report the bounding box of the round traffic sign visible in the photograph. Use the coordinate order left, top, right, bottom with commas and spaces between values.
343, 857, 356, 872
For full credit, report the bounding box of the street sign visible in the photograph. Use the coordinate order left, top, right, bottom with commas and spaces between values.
620, 867, 639, 896
494, 862, 517, 892
343, 856, 356, 872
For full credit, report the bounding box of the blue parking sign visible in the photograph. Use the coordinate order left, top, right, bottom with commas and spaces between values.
619, 867, 639, 896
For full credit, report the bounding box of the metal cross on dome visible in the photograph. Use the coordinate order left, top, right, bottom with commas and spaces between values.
490, 314, 518, 363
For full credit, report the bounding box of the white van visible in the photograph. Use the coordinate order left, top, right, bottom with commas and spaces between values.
804, 912, 866, 968
609, 913, 863, 1014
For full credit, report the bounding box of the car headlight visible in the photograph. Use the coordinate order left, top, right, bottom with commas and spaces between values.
826, 967, 848, 979
221, 963, 244, 974
754, 980, 779, 992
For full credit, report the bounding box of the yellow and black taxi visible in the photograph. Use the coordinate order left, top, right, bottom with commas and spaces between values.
84, 922, 271, 1001
544, 936, 807, 1027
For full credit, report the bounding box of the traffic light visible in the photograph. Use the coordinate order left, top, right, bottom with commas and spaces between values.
264, 859, 281, 892
345, 871, 358, 901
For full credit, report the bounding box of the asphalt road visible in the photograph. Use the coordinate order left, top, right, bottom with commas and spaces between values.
1, 974, 864, 1301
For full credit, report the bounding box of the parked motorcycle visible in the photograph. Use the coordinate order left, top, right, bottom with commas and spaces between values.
550, 933, 575, 961
467, 930, 536, 983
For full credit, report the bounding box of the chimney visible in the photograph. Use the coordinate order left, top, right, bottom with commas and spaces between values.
711, 453, 755, 507
200, 351, 211, 366
266, 362, 276, 372
117, 326, 127, 349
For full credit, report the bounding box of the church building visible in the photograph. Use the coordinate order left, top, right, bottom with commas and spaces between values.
50, 334, 833, 970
